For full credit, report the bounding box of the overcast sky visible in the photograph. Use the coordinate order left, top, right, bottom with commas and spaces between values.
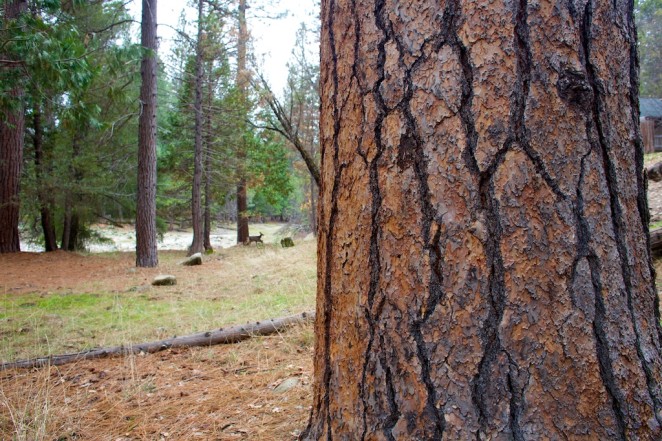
129, 0, 319, 95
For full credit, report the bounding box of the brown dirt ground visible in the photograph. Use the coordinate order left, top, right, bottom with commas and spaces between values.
0, 249, 230, 296
0, 331, 313, 440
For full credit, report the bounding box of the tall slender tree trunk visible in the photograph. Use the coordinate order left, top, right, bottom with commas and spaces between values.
236, 0, 249, 244
61, 199, 72, 251
61, 134, 83, 252
0, 0, 28, 254
303, 0, 662, 439
203, 72, 214, 253
68, 212, 80, 251
136, 0, 159, 267
60, 205, 80, 252
189, 0, 205, 256
203, 164, 212, 251
32, 103, 57, 251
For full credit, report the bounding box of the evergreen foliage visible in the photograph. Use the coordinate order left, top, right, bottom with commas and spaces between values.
1, 1, 322, 252
637, 0, 662, 97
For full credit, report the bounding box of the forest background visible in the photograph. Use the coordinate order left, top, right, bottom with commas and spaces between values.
0, 0, 321, 255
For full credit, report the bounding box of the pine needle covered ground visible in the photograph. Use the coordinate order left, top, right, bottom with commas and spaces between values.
0, 233, 315, 440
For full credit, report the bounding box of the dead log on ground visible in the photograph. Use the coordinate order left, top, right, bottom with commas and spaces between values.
1, 311, 314, 371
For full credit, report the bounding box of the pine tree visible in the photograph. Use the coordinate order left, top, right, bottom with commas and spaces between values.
136, 0, 159, 267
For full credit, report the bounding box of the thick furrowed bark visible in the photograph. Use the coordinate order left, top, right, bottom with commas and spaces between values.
303, 0, 662, 439
0, 0, 28, 254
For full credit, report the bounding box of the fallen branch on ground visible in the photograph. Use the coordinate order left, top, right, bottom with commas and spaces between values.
1, 311, 315, 371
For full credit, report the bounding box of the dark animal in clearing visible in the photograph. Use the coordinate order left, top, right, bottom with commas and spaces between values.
246, 232, 264, 245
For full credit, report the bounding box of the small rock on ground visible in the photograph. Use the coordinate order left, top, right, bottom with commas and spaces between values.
152, 275, 177, 286
273, 377, 299, 393
180, 253, 203, 266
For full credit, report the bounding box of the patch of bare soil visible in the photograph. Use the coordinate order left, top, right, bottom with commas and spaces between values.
0, 249, 222, 296
1, 329, 313, 440
0, 250, 153, 295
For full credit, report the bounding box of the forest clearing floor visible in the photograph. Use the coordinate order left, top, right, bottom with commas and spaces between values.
0, 224, 316, 440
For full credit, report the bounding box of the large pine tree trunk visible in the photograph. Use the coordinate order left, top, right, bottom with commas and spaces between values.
235, 0, 249, 245
136, 0, 159, 267
0, 0, 28, 254
303, 0, 662, 439
0, 102, 23, 254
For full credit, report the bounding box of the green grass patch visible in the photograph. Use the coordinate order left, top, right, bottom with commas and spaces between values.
0, 288, 314, 362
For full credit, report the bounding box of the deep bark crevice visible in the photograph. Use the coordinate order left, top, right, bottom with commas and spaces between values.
359, 1, 388, 438
588, 254, 628, 439
345, 2, 373, 438
469, 175, 507, 435
404, 109, 446, 437
572, 144, 627, 437
397, 20, 448, 441
370, 0, 449, 436
580, 0, 662, 426
382, 342, 400, 441
568, 149, 594, 309
507, 359, 526, 441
